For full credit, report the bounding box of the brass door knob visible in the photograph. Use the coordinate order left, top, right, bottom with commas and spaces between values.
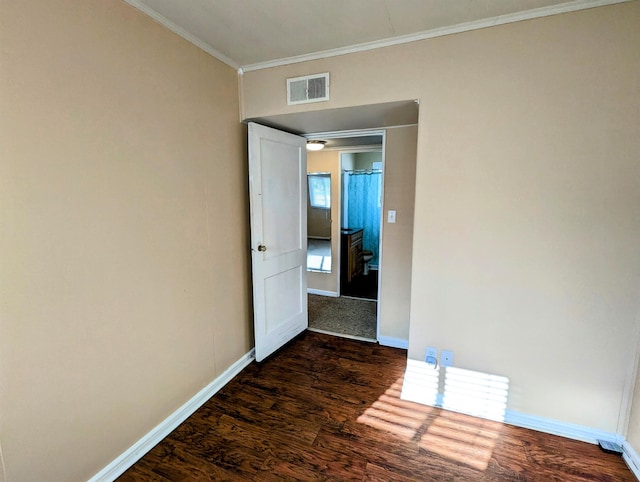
257, 245, 267, 252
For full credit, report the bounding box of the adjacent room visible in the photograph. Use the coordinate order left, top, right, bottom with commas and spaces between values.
306, 134, 391, 341
2, 1, 639, 481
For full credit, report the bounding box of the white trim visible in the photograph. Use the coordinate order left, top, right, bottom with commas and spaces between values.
88, 349, 255, 482
122, 0, 240, 69
307, 288, 339, 297
618, 308, 640, 437
340, 295, 377, 303
424, 397, 626, 448
307, 327, 376, 343
237, 67, 245, 126
241, 0, 632, 72
306, 128, 387, 141
504, 410, 622, 445
324, 144, 382, 153
623, 441, 640, 480
375, 134, 386, 344
377, 336, 409, 349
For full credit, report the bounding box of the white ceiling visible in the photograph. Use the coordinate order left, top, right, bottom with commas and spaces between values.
124, 0, 628, 70
247, 100, 419, 135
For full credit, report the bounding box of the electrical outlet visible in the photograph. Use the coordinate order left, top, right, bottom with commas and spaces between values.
440, 350, 454, 367
425, 347, 438, 367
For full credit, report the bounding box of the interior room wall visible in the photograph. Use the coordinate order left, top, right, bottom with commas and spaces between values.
341, 152, 356, 170
0, 1, 251, 480
378, 126, 418, 343
307, 150, 341, 294
353, 151, 382, 170
242, 2, 640, 434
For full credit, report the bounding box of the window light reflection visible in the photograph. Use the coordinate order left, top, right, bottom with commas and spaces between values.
442, 367, 509, 422
307, 254, 331, 271
420, 413, 503, 471
400, 358, 439, 407
357, 378, 432, 441
356, 359, 511, 472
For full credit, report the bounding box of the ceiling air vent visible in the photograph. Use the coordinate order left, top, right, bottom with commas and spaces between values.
286, 73, 330, 105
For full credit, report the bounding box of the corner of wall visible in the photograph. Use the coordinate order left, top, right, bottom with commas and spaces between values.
88, 348, 255, 481
623, 440, 640, 480
0, 436, 7, 482
237, 67, 245, 121
619, 309, 640, 438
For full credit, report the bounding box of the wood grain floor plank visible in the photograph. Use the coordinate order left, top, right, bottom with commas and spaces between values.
118, 331, 634, 481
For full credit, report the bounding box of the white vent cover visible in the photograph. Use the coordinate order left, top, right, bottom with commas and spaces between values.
286, 73, 329, 105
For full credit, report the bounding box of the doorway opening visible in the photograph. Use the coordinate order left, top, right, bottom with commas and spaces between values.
305, 131, 384, 342
245, 99, 419, 351
340, 149, 383, 301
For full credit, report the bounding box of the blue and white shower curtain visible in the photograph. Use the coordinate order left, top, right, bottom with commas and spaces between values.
345, 171, 382, 267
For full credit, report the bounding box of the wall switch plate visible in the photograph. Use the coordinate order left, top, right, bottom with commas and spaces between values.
425, 347, 438, 368
387, 210, 396, 223
441, 350, 454, 367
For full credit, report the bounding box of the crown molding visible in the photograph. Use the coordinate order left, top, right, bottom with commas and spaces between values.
123, 0, 240, 70
124, 0, 631, 73
241, 0, 632, 72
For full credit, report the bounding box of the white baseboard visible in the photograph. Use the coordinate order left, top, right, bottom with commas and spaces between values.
377, 336, 408, 349
88, 348, 255, 482
307, 289, 339, 297
504, 410, 621, 445
409, 388, 624, 448
623, 441, 640, 480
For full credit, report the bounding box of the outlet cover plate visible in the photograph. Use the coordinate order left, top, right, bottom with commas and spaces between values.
441, 350, 454, 367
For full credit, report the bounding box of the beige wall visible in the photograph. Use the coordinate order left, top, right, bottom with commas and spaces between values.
242, 2, 640, 434
379, 126, 418, 342
307, 150, 341, 294
0, 1, 251, 480
354, 151, 382, 170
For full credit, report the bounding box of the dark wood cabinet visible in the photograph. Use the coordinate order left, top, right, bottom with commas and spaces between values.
341, 228, 364, 284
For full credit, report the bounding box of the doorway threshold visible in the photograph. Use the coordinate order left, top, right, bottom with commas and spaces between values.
307, 327, 377, 344
340, 295, 377, 302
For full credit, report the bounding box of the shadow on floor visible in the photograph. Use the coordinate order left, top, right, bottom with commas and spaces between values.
341, 270, 378, 300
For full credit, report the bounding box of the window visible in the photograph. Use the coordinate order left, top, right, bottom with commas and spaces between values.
308, 174, 331, 209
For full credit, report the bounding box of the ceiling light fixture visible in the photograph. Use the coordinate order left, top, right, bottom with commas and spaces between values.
306, 140, 326, 151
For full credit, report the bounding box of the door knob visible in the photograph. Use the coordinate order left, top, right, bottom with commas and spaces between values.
257, 244, 267, 252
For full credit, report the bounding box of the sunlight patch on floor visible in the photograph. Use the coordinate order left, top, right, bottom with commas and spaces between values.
357, 359, 510, 472
419, 412, 503, 471
357, 378, 433, 441
307, 254, 331, 272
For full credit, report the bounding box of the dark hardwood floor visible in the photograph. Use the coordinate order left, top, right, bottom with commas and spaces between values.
118, 331, 634, 481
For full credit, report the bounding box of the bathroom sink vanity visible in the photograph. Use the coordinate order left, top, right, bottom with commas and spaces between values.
341, 228, 364, 284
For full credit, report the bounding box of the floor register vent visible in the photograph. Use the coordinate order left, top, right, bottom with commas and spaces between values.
597, 440, 623, 456
287, 73, 330, 105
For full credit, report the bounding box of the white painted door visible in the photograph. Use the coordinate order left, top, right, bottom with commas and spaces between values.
248, 122, 308, 362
